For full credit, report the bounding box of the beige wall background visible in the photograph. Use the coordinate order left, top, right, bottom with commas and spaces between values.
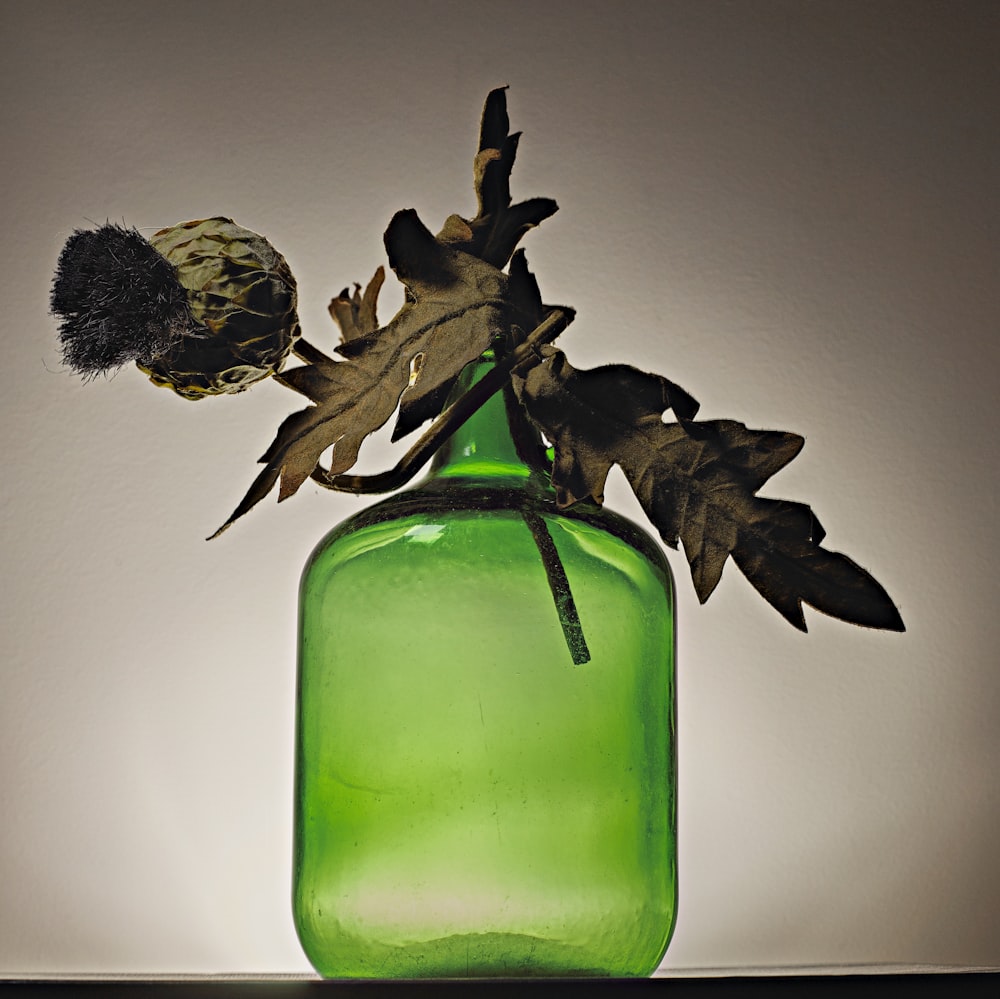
2, 0, 997, 976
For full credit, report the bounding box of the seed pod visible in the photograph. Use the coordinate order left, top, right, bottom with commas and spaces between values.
140, 218, 300, 399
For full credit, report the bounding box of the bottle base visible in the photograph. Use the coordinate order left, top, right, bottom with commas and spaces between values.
303, 928, 665, 979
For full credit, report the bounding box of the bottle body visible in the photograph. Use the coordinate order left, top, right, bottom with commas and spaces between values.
293, 485, 677, 977
292, 359, 677, 977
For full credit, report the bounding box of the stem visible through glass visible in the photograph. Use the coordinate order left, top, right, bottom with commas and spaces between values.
521, 509, 591, 665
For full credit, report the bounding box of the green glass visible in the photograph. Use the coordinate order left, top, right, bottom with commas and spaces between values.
293, 356, 677, 978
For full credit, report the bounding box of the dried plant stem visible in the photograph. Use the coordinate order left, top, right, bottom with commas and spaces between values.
291, 338, 335, 365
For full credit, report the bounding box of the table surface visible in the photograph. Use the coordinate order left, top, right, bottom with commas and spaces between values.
3, 967, 999, 997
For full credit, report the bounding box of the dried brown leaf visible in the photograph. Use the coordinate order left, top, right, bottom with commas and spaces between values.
212, 211, 510, 536
515, 350, 904, 632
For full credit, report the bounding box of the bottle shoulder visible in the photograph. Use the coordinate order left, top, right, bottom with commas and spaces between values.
303, 480, 673, 581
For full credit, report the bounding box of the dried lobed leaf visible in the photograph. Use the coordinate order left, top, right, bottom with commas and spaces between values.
213, 88, 562, 537
515, 350, 905, 632
212, 218, 511, 534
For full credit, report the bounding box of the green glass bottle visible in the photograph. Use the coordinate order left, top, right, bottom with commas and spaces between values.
292, 355, 678, 978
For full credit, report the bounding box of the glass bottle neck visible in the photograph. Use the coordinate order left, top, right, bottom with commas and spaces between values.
424, 354, 545, 489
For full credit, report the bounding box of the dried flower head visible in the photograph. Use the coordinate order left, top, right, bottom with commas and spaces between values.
51, 217, 300, 399
51, 222, 193, 375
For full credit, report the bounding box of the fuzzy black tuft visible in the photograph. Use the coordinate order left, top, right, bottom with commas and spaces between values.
51, 223, 195, 375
